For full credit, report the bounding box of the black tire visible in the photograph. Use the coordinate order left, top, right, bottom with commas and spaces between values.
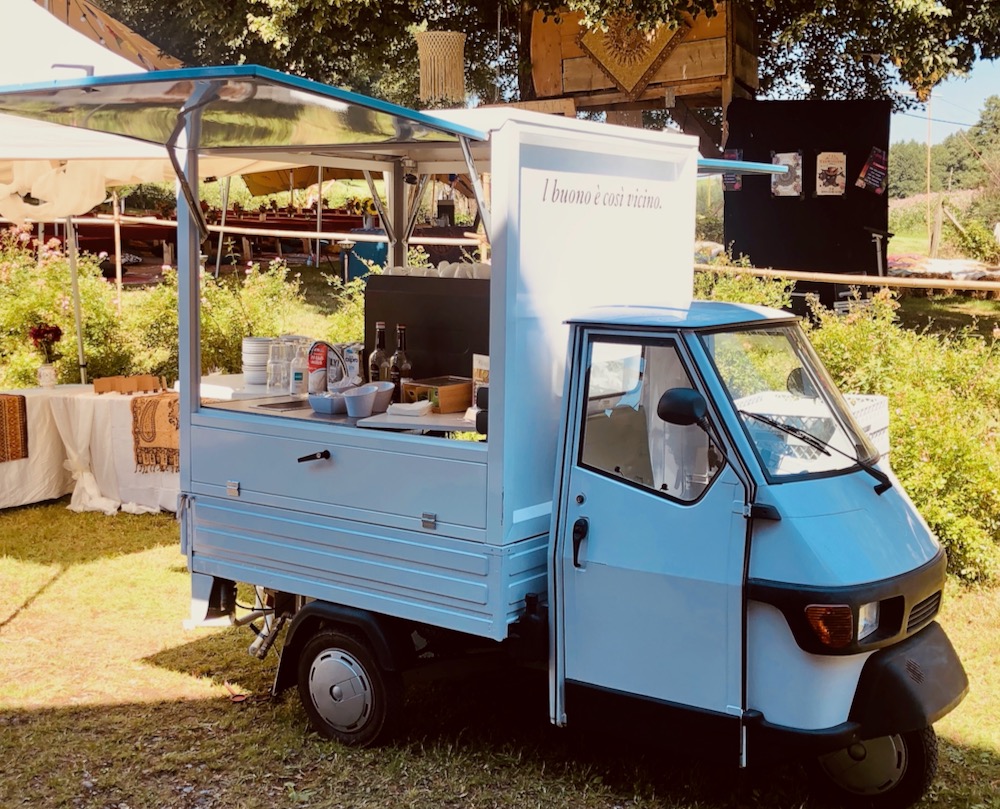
809, 726, 938, 809
296, 629, 402, 746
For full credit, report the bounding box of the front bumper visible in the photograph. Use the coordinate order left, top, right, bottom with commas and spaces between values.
848, 620, 968, 738
747, 621, 967, 761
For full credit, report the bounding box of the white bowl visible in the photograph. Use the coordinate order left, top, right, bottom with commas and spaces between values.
328, 379, 357, 393
343, 383, 378, 418
308, 392, 347, 415
370, 380, 395, 413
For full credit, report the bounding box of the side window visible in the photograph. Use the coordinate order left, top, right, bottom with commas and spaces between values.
579, 338, 723, 502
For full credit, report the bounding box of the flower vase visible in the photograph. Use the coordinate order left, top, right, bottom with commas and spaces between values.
363, 215, 377, 230
37, 363, 56, 388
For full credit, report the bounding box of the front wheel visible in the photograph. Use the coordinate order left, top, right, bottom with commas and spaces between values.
809, 726, 938, 809
297, 629, 402, 746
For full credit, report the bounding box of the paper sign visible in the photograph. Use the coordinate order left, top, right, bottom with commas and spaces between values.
816, 152, 847, 196
771, 151, 803, 198
722, 148, 743, 192
856, 147, 889, 194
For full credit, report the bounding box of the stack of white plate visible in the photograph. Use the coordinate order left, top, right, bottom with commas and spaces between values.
242, 337, 274, 386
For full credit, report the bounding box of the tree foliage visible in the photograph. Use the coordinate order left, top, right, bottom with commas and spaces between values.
94, 0, 1000, 110
889, 94, 1000, 200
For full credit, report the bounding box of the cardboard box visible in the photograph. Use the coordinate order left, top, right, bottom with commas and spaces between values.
472, 354, 489, 409
93, 375, 166, 395
401, 376, 473, 414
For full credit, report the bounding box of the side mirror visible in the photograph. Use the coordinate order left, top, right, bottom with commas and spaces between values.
657, 388, 708, 428
787, 367, 817, 398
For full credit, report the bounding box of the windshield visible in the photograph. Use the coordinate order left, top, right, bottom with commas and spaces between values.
701, 324, 877, 479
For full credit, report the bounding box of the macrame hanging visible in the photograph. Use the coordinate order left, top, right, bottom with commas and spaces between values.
414, 31, 467, 105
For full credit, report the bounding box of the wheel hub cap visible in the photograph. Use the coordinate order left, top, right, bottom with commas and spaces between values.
819, 734, 908, 795
308, 649, 372, 731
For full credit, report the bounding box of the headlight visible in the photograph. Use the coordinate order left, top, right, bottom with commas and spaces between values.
858, 601, 880, 641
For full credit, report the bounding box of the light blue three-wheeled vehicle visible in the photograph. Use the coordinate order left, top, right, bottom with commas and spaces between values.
0, 65, 968, 809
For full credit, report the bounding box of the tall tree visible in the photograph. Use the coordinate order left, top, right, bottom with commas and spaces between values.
94, 0, 1000, 110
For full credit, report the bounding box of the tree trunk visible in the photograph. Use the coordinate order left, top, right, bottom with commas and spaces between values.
518, 1, 537, 101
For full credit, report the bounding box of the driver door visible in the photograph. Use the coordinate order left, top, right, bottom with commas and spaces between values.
553, 331, 749, 726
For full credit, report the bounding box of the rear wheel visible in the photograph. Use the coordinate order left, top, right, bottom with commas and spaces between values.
810, 726, 938, 809
297, 629, 402, 746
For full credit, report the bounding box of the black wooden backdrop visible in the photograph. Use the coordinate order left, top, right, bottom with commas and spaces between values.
723, 99, 891, 308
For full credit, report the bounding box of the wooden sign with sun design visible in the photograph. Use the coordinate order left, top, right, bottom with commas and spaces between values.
577, 14, 689, 101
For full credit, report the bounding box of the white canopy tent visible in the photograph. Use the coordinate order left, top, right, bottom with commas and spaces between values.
0, 0, 294, 384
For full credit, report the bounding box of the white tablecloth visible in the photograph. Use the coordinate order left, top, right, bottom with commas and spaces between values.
0, 387, 77, 509
47, 389, 179, 514
174, 372, 270, 400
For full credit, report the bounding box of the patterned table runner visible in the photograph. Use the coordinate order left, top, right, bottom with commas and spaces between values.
0, 394, 28, 463
131, 392, 179, 473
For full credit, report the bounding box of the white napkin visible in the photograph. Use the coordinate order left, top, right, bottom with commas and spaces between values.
386, 400, 433, 417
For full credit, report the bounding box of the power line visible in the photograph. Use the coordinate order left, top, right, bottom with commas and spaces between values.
897, 111, 976, 128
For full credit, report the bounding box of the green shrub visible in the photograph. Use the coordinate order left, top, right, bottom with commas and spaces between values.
0, 225, 130, 388
947, 218, 1000, 265
318, 273, 367, 344
694, 267, 794, 310
807, 292, 1000, 583
122, 259, 305, 382
888, 202, 929, 237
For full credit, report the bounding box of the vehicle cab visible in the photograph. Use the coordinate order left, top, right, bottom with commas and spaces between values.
550, 300, 967, 806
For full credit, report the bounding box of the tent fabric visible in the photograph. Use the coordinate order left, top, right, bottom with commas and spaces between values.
0, 0, 150, 221
36, 0, 183, 71
242, 166, 365, 197
0, 1, 297, 222
11, 0, 141, 79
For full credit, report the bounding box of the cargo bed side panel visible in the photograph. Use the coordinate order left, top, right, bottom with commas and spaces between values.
190, 496, 548, 641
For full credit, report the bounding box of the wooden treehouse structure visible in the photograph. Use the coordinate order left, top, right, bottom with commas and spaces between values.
529, 2, 757, 155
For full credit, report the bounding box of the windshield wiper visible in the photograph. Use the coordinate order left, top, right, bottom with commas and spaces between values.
739, 410, 892, 495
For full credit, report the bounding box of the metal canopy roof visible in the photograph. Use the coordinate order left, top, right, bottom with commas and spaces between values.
0, 64, 490, 172
0, 64, 782, 178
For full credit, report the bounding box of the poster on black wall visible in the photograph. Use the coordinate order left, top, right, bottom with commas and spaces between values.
856, 147, 889, 194
722, 148, 743, 191
771, 151, 803, 197
816, 152, 847, 196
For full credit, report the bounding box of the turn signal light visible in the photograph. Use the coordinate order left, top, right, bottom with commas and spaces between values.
805, 604, 853, 649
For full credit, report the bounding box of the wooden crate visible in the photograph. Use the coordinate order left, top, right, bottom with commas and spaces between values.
401, 376, 473, 414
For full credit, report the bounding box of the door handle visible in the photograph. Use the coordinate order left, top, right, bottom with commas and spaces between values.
297, 449, 331, 463
572, 517, 589, 568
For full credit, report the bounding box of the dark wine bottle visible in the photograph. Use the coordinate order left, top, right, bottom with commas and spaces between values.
368, 321, 390, 383
389, 324, 412, 403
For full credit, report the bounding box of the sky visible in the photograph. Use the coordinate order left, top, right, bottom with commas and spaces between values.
890, 59, 1000, 144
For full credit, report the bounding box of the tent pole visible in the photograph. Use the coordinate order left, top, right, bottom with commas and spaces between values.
112, 190, 123, 314
64, 217, 88, 384
215, 176, 231, 277
314, 166, 324, 264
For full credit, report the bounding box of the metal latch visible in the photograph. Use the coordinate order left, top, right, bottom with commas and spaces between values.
421, 512, 437, 529
742, 502, 781, 521
226, 480, 240, 498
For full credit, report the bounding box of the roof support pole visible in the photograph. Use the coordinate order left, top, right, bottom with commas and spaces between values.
388, 161, 406, 267
63, 217, 88, 384
404, 174, 431, 247
363, 169, 395, 244
459, 135, 490, 242
214, 176, 231, 277
175, 86, 210, 494
167, 81, 219, 246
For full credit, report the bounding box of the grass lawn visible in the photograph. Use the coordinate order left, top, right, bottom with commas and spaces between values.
896, 294, 1000, 340
888, 230, 930, 256
0, 499, 997, 808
